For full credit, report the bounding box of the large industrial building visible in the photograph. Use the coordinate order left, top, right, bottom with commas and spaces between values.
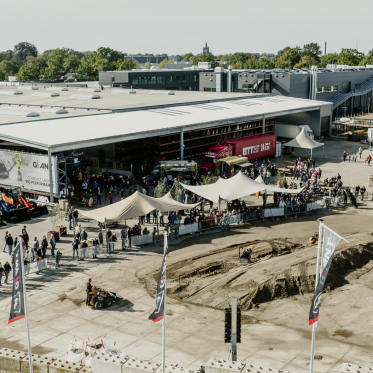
101, 65, 373, 119
0, 86, 332, 201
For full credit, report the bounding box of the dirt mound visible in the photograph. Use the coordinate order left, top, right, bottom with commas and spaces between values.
145, 239, 373, 312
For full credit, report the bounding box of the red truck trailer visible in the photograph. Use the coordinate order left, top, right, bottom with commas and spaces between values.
199, 134, 277, 174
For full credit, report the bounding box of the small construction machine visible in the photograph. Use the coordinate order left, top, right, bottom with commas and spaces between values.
238, 245, 254, 264
87, 286, 117, 309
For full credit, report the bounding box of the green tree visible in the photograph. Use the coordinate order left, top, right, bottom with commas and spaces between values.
219, 54, 230, 62
319, 53, 339, 68
302, 43, 321, 62
337, 49, 364, 66
44, 48, 70, 79
73, 54, 98, 78
360, 49, 373, 66
158, 58, 174, 68
0, 50, 13, 63
16, 63, 40, 80
193, 53, 217, 68
257, 57, 275, 69
227, 53, 251, 67
273, 46, 301, 69
63, 54, 81, 73
116, 58, 139, 71
144, 62, 152, 69
12, 42, 38, 66
244, 55, 259, 69
0, 60, 19, 79
293, 55, 317, 69
189, 55, 196, 62
96, 47, 124, 64
182, 53, 194, 61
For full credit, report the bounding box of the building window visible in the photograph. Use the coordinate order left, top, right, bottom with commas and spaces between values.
148, 76, 156, 84
317, 87, 322, 93
157, 76, 165, 84
332, 86, 338, 92
131, 77, 138, 85
166, 76, 173, 83
323, 86, 332, 92
181, 75, 189, 83
203, 88, 216, 92
138, 76, 147, 85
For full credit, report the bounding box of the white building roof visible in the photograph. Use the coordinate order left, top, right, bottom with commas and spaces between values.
0, 96, 332, 152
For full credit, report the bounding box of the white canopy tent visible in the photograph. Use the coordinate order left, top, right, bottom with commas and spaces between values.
77, 191, 200, 222
283, 127, 324, 158
182, 172, 304, 203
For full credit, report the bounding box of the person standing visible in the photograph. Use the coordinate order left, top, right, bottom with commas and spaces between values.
120, 227, 127, 250
120, 188, 124, 201
97, 187, 102, 205
72, 238, 79, 261
4, 261, 11, 284
68, 209, 73, 230
55, 250, 62, 268
41, 236, 48, 258
3, 231, 8, 252
98, 229, 103, 244
109, 192, 113, 204
73, 209, 79, 226
0, 263, 3, 286
343, 151, 347, 162
360, 185, 366, 200
359, 147, 363, 159
22, 226, 29, 249
86, 278, 93, 306
128, 228, 133, 249
49, 234, 56, 256
6, 234, 13, 256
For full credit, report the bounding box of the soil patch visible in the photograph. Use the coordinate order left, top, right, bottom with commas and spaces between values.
58, 292, 84, 306
333, 329, 354, 338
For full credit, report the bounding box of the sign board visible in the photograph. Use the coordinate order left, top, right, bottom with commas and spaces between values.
0, 149, 58, 194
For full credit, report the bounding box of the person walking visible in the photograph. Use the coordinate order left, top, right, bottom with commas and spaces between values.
359, 147, 363, 159
343, 151, 347, 162
120, 188, 124, 201
3, 231, 8, 252
121, 227, 127, 250
49, 234, 56, 256
22, 226, 29, 249
367, 154, 372, 166
109, 191, 113, 204
6, 234, 13, 256
55, 250, 62, 268
97, 187, 102, 205
4, 261, 11, 284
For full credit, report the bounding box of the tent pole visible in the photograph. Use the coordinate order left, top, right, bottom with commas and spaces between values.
218, 195, 220, 214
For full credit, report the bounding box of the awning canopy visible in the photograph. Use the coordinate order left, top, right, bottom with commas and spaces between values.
284, 127, 324, 149
78, 191, 199, 222
182, 172, 303, 203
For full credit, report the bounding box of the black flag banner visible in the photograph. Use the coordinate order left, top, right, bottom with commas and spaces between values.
149, 247, 167, 322
8, 243, 25, 324
309, 226, 341, 325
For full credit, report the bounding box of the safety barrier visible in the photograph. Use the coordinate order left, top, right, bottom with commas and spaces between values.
24, 259, 48, 275
178, 223, 199, 235
263, 207, 285, 221
131, 234, 154, 246
221, 214, 241, 227
77, 244, 103, 259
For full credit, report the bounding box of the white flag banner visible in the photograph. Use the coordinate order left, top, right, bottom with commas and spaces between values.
321, 226, 342, 273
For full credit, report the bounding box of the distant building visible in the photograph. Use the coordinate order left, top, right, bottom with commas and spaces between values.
203, 42, 210, 55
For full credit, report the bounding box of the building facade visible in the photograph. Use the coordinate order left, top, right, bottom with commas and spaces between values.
99, 69, 211, 91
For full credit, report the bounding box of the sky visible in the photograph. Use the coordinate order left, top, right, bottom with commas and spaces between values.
1, 0, 372, 56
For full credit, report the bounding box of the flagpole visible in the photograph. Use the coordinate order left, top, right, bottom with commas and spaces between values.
162, 230, 167, 373
309, 219, 323, 373
19, 238, 33, 373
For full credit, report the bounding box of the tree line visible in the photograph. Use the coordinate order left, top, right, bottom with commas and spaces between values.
1, 42, 373, 81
